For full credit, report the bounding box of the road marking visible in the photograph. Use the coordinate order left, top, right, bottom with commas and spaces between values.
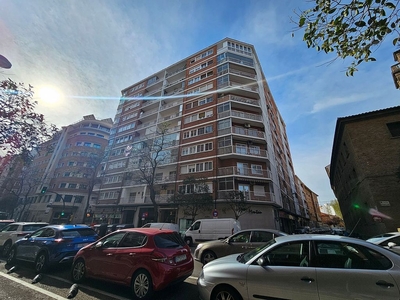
0, 271, 66, 300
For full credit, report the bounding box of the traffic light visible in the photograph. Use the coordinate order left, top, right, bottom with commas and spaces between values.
353, 204, 360, 209
40, 186, 48, 194
61, 211, 65, 217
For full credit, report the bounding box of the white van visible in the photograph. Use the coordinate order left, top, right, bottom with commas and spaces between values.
183, 218, 241, 246
141, 222, 180, 232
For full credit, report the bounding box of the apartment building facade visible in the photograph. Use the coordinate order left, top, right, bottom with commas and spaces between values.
330, 106, 400, 237
94, 38, 310, 232
12, 115, 113, 224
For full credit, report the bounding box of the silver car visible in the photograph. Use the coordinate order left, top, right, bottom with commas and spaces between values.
198, 234, 400, 300
194, 229, 287, 264
367, 232, 400, 254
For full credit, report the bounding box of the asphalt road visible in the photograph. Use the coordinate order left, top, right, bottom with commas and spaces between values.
0, 247, 203, 300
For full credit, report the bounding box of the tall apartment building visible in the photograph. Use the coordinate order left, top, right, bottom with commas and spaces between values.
330, 106, 400, 237
94, 38, 310, 232
11, 115, 113, 224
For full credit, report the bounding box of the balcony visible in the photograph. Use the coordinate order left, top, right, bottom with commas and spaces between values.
218, 190, 274, 202
217, 166, 272, 180
218, 94, 259, 106
218, 109, 263, 122
217, 67, 256, 80
218, 81, 259, 98
218, 125, 265, 139
218, 145, 268, 160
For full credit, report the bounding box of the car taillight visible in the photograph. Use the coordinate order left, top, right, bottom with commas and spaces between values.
151, 250, 176, 265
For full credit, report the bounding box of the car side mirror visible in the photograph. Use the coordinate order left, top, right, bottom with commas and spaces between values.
94, 241, 103, 248
257, 257, 267, 266
388, 242, 397, 248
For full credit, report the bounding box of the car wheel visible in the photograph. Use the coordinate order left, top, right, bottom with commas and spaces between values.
6, 246, 16, 265
35, 252, 48, 273
2, 241, 12, 257
71, 259, 86, 283
212, 285, 243, 300
184, 237, 192, 247
202, 250, 217, 265
131, 269, 153, 300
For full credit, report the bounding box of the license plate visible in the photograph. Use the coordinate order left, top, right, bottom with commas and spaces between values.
175, 254, 186, 263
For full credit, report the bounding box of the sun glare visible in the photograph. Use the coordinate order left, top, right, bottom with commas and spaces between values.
38, 87, 60, 103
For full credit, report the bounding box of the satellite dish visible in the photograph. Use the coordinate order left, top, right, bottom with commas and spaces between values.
0, 55, 12, 69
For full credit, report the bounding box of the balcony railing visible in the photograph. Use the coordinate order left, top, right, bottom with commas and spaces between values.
218, 145, 268, 159
218, 190, 273, 202
218, 81, 259, 93
218, 125, 265, 139
218, 109, 262, 122
217, 166, 272, 179
217, 67, 256, 79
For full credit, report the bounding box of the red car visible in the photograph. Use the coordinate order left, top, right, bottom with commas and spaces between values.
71, 228, 193, 300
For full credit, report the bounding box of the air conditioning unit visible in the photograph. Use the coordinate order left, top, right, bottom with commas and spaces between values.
244, 123, 251, 128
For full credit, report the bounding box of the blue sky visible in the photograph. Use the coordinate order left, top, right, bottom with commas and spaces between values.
1, 0, 399, 204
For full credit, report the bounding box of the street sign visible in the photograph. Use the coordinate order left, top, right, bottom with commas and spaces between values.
213, 209, 218, 218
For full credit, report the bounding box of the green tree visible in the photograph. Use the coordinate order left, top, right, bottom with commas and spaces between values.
168, 176, 214, 221
0, 79, 58, 161
296, 0, 400, 75
329, 199, 343, 219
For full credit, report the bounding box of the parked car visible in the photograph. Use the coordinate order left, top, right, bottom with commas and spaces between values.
7, 224, 98, 272
116, 223, 135, 230
194, 229, 287, 264
367, 232, 400, 254
0, 220, 15, 230
141, 222, 179, 232
198, 234, 400, 300
71, 228, 193, 300
184, 218, 241, 246
0, 222, 48, 256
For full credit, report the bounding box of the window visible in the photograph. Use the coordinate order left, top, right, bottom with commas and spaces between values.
314, 241, 392, 270
217, 102, 230, 113
84, 142, 91, 147
251, 164, 263, 174
74, 196, 84, 203
68, 183, 77, 189
387, 121, 400, 137
236, 144, 247, 154
262, 241, 309, 267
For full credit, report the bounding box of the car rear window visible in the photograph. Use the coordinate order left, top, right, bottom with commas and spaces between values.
61, 228, 97, 237
22, 224, 47, 231
154, 232, 185, 248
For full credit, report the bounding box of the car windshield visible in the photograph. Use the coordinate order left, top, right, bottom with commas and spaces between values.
367, 233, 397, 243
61, 228, 96, 237
154, 232, 185, 248
238, 239, 276, 263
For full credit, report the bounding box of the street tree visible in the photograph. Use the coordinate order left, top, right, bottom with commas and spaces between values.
0, 79, 58, 161
295, 0, 400, 75
74, 150, 106, 223
329, 199, 344, 219
128, 123, 173, 222
221, 190, 251, 220
168, 176, 214, 221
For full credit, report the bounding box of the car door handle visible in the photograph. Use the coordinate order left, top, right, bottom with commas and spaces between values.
300, 277, 315, 283
129, 253, 135, 256
376, 280, 394, 288
106, 253, 113, 256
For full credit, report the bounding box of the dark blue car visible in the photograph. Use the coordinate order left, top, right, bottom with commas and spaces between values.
6, 224, 98, 272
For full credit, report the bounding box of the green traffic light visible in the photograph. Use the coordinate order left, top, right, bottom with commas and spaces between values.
61, 211, 65, 216
353, 204, 360, 209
